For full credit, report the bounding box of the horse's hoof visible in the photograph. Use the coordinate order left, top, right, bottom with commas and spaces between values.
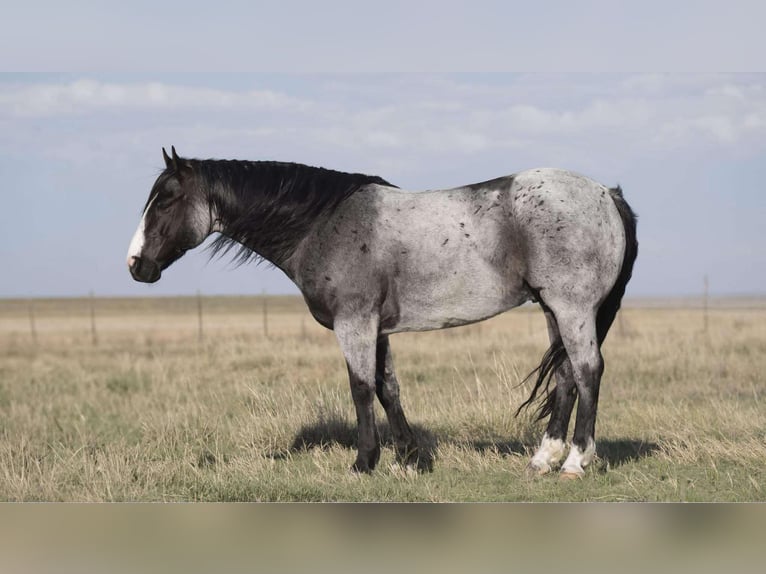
525, 461, 552, 477
396, 457, 418, 472
350, 462, 373, 474
559, 470, 584, 481
390, 462, 419, 478
396, 451, 419, 468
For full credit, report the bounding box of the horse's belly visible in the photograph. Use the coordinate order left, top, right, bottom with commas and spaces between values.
381, 267, 527, 334
387, 302, 506, 333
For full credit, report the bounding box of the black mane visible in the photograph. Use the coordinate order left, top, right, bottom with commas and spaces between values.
190, 159, 396, 266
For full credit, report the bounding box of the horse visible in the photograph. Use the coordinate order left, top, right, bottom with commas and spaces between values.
127, 147, 637, 479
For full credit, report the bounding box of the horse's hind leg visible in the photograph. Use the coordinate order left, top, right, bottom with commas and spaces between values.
375, 336, 419, 467
528, 310, 578, 475
335, 315, 381, 473
545, 304, 603, 478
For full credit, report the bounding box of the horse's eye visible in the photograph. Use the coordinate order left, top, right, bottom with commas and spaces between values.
157, 195, 182, 210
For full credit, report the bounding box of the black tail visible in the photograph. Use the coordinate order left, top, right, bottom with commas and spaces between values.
594, 186, 638, 344
517, 185, 638, 421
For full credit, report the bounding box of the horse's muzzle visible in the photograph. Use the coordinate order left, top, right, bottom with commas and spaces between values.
128, 256, 161, 283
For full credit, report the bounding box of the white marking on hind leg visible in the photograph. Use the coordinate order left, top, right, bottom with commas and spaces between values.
528, 433, 566, 475
560, 438, 596, 477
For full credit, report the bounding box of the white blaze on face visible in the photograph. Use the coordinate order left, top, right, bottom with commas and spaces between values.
127, 195, 157, 266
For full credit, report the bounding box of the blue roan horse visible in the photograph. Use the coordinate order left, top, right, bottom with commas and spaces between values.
128, 147, 637, 479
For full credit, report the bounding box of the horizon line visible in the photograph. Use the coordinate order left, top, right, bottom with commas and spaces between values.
1, 292, 765, 301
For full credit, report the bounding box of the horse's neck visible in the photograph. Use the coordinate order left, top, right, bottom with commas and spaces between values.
203, 172, 308, 275
201, 162, 390, 278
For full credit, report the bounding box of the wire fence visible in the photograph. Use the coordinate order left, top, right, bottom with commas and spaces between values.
1, 292, 764, 349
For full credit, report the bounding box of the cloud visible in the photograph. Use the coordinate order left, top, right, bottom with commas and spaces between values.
2, 74, 765, 298
0, 79, 309, 117
326, 75, 766, 154
2, 75, 765, 176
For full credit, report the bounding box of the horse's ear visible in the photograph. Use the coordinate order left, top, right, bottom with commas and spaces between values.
162, 147, 172, 169
169, 145, 191, 178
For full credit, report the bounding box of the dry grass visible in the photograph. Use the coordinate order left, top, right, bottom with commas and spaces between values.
0, 296, 763, 501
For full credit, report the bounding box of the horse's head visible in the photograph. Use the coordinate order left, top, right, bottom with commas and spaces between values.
127, 147, 214, 283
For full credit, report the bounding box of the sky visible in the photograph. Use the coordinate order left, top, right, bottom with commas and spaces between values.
1, 73, 764, 298
2, 1, 765, 72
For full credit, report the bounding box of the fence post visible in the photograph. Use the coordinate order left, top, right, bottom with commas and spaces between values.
28, 301, 37, 345
703, 275, 709, 333
262, 289, 269, 338
527, 308, 533, 337
618, 310, 626, 337
89, 291, 98, 346
197, 290, 204, 343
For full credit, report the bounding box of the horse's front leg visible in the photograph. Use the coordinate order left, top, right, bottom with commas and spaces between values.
335, 314, 381, 473
375, 335, 419, 468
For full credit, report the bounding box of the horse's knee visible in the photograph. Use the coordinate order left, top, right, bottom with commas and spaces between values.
375, 377, 400, 407
570, 346, 603, 390
350, 378, 375, 402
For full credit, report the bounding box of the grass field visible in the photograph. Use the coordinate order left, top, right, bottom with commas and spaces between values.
0, 295, 763, 501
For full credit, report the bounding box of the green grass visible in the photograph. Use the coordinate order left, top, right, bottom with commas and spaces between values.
0, 296, 763, 501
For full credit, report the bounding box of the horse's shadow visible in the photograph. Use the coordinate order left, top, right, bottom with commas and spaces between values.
592, 438, 660, 467
464, 436, 660, 470
283, 416, 658, 472
286, 416, 438, 472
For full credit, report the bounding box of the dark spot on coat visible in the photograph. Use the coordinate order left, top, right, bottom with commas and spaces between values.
459, 222, 465, 228
464, 233, 470, 238
473, 205, 481, 214
360, 243, 369, 253
442, 238, 449, 246
324, 276, 331, 281
537, 199, 544, 206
